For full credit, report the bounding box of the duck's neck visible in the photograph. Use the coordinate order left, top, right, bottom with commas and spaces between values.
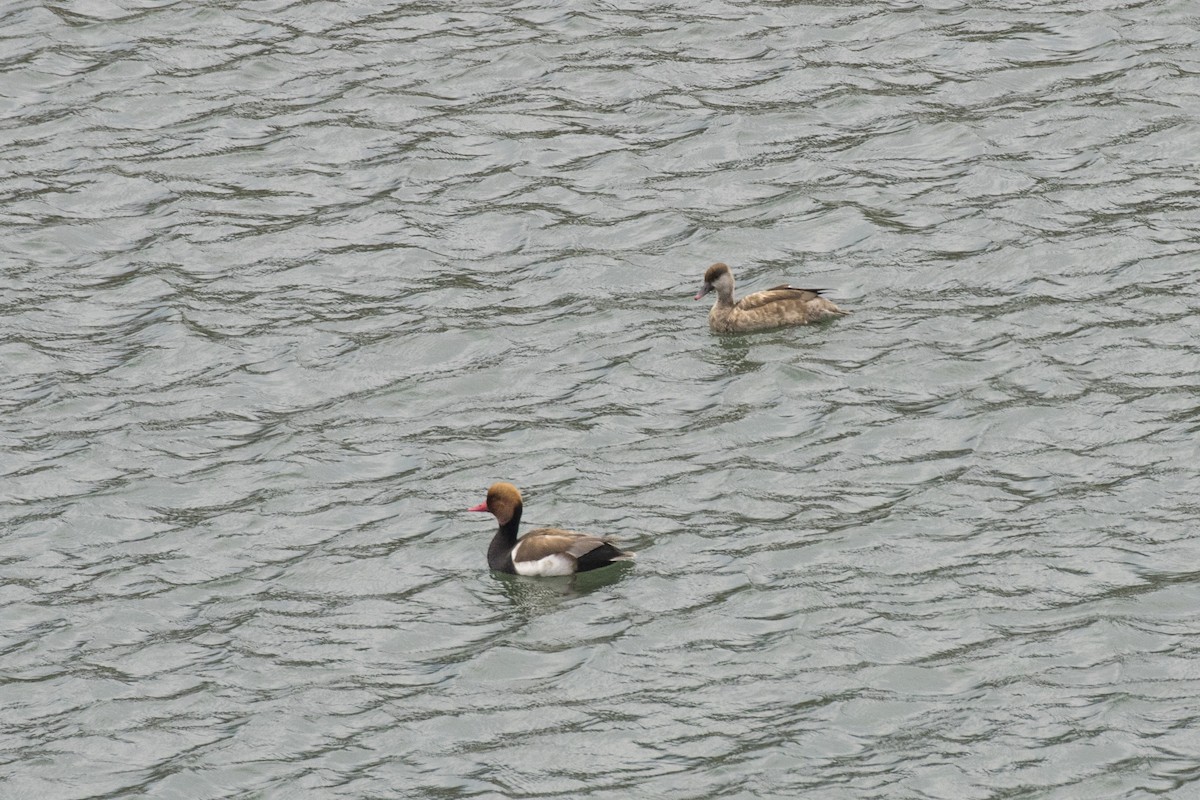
487, 504, 523, 568
713, 275, 736, 308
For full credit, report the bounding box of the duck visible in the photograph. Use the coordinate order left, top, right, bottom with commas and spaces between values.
694, 262, 847, 333
468, 482, 635, 576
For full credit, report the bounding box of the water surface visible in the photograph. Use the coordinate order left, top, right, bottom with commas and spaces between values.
3, 1, 1200, 798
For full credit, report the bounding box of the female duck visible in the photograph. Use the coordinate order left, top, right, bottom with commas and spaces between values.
468, 482, 635, 576
695, 262, 846, 333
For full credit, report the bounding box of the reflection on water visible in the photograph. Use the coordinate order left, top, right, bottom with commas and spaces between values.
493, 564, 635, 617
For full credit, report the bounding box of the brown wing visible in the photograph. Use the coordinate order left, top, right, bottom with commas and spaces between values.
736, 285, 829, 311
513, 528, 613, 563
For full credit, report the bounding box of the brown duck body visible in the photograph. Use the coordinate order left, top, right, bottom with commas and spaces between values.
695, 262, 846, 333
468, 482, 635, 576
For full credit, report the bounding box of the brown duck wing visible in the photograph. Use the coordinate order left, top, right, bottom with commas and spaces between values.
512, 528, 634, 573
736, 285, 829, 310
513, 529, 607, 562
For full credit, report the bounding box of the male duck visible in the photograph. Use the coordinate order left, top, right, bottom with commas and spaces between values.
468, 482, 635, 576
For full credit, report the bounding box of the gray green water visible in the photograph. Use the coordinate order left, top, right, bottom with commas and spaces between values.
4, 1, 1200, 798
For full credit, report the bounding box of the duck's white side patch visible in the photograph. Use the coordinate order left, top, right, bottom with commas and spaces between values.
513, 553, 576, 577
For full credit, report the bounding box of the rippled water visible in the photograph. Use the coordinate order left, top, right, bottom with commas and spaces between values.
4, 1, 1200, 798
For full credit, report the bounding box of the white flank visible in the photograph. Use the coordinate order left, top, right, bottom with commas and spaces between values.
513, 553, 576, 577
